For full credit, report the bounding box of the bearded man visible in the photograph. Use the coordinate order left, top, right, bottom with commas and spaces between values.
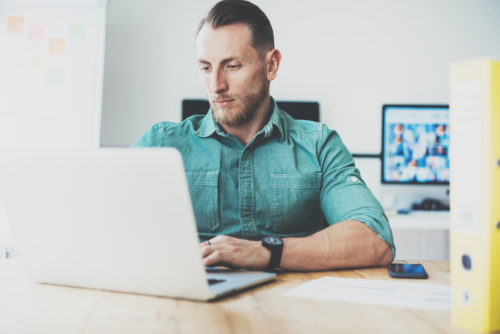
133, 0, 395, 272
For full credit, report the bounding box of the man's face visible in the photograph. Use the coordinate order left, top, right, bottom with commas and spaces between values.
196, 23, 269, 127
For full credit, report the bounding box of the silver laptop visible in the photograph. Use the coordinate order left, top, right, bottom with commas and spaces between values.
0, 148, 275, 301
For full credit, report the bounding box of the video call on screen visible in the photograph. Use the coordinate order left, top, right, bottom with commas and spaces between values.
383, 106, 449, 184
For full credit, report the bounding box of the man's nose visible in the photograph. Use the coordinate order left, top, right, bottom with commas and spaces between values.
209, 70, 228, 94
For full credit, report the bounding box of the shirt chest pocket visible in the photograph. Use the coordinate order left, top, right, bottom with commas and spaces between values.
270, 172, 322, 233
185, 171, 220, 233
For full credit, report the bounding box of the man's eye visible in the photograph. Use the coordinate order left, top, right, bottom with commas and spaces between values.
226, 64, 240, 70
200, 66, 210, 72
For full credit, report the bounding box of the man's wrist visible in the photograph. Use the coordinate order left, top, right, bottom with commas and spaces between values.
261, 236, 283, 272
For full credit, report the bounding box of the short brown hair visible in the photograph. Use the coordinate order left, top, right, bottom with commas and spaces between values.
197, 0, 274, 57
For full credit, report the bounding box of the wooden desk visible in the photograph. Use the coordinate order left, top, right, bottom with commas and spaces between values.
0, 260, 470, 334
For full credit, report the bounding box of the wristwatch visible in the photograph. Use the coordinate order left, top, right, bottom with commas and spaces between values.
261, 236, 284, 272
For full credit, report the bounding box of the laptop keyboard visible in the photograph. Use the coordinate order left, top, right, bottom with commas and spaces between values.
208, 278, 226, 286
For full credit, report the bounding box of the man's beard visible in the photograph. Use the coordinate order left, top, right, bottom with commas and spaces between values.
210, 84, 269, 127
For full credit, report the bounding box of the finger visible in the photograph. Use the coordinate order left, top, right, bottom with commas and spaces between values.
203, 250, 223, 267
200, 244, 216, 259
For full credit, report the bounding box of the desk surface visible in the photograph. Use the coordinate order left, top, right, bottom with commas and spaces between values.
0, 260, 469, 334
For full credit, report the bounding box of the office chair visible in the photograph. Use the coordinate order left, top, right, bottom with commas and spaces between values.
182, 99, 320, 122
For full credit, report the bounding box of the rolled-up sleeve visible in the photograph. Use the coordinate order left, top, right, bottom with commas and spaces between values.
318, 125, 395, 259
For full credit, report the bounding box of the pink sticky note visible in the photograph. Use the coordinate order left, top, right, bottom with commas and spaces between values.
48, 38, 65, 54
6, 16, 24, 34
27, 25, 44, 42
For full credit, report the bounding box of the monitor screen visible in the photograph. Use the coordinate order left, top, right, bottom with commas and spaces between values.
182, 99, 320, 122
381, 105, 449, 184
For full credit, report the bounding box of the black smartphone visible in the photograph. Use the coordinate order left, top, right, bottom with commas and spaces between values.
387, 263, 428, 279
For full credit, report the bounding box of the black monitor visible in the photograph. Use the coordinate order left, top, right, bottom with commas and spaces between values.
182, 99, 320, 122
381, 104, 449, 185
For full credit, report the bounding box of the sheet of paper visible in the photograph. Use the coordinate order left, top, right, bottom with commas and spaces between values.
285, 276, 451, 310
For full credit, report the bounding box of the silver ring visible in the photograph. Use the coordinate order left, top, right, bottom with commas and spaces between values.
207, 240, 212, 246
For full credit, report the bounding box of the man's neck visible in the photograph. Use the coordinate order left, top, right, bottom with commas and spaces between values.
219, 97, 272, 146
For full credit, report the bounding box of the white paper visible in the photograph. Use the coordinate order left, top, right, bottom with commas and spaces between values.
285, 277, 451, 310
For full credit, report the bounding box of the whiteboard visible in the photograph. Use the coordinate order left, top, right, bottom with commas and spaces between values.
0, 0, 107, 253
0, 0, 107, 149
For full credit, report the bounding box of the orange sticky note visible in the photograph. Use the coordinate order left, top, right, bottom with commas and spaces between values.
48, 38, 65, 54
6, 16, 25, 34
27, 25, 44, 42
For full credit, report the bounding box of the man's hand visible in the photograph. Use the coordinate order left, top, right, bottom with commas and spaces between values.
200, 235, 271, 270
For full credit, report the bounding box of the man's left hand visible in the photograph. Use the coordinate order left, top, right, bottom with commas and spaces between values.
200, 235, 271, 270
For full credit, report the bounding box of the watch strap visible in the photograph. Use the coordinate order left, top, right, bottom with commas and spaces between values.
262, 237, 283, 272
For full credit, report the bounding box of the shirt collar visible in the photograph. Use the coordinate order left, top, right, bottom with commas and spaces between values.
193, 109, 222, 138
194, 97, 286, 141
261, 98, 285, 141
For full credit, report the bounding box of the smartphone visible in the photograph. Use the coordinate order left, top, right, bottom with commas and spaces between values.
387, 263, 428, 279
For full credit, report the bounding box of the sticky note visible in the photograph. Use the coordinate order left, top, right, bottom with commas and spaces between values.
69, 23, 86, 41
46, 68, 65, 86
6, 16, 25, 34
48, 38, 65, 54
27, 25, 44, 42
32, 54, 48, 71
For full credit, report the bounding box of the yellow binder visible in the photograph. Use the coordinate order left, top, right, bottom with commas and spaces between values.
449, 58, 500, 333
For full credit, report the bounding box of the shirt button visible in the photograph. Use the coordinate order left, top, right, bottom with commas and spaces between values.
350, 176, 359, 183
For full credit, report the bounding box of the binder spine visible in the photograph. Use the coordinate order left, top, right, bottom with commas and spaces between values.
488, 61, 500, 331
450, 59, 500, 333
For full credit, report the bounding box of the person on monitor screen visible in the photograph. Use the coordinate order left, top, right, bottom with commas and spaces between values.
133, 0, 394, 272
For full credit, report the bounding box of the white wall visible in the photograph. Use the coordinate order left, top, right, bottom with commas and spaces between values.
100, 0, 500, 153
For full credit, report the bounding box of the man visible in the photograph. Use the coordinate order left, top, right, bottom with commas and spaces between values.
134, 0, 395, 272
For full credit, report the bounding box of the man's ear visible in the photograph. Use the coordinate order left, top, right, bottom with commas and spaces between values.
266, 49, 282, 82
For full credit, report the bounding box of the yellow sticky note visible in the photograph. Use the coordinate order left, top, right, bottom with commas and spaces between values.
48, 38, 65, 54
6, 16, 25, 34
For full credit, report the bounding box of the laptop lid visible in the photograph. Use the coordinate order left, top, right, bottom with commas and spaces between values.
0, 148, 274, 300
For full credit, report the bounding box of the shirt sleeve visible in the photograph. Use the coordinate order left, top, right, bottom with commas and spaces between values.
318, 125, 395, 259
132, 124, 159, 147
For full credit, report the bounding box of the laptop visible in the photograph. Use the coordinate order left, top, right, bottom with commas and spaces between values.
0, 148, 275, 301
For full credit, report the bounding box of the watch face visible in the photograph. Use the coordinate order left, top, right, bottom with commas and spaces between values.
265, 236, 282, 245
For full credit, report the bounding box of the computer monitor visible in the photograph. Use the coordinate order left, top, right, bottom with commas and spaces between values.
181, 99, 320, 122
381, 104, 449, 185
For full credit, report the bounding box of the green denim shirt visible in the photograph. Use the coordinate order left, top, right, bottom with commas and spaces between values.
133, 99, 395, 258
